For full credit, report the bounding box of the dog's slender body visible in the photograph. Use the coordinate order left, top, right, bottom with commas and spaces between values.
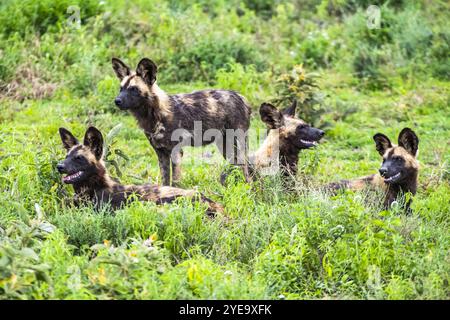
112, 58, 251, 186
327, 128, 419, 212
57, 127, 223, 216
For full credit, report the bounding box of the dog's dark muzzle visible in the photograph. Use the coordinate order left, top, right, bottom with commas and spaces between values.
114, 95, 129, 110
57, 162, 66, 174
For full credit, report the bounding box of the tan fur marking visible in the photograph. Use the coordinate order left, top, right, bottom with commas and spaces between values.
77, 147, 97, 163
372, 174, 386, 189
160, 186, 196, 198
206, 96, 219, 113
151, 83, 172, 119
283, 117, 305, 136
348, 179, 366, 190
67, 145, 80, 155
348, 174, 386, 191
101, 172, 116, 191
181, 97, 195, 106
120, 74, 135, 87
127, 76, 149, 94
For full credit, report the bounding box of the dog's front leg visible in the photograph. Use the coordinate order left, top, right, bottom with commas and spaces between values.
171, 149, 183, 187
156, 149, 171, 186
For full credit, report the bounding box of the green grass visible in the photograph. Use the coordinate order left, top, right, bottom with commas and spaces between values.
0, 0, 449, 300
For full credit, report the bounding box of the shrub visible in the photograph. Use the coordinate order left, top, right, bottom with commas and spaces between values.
297, 30, 336, 69
428, 31, 450, 80
215, 63, 272, 105
254, 229, 321, 296
272, 65, 328, 126
342, 6, 396, 89
165, 35, 265, 84
345, 5, 435, 89
318, 0, 406, 18
351, 44, 393, 90
0, 0, 102, 37
242, 0, 281, 18
84, 237, 172, 299
0, 217, 56, 299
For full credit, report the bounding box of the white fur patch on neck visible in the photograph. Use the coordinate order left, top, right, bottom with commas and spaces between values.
251, 129, 280, 170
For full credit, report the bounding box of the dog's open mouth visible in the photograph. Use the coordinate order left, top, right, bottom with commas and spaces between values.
300, 139, 318, 148
63, 171, 84, 183
384, 172, 401, 183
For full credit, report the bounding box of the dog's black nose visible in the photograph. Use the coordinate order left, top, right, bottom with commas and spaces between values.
319, 130, 325, 137
57, 163, 65, 173
114, 98, 122, 106
379, 167, 387, 177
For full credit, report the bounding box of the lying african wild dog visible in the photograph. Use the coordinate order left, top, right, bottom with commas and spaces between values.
327, 128, 419, 212
249, 101, 324, 180
56, 126, 224, 216
111, 57, 252, 186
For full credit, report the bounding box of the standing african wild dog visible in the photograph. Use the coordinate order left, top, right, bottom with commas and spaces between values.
56, 127, 223, 216
327, 128, 419, 212
111, 57, 252, 186
249, 101, 325, 180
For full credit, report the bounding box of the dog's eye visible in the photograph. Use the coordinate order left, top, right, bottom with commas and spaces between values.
129, 86, 138, 93
393, 156, 402, 162
75, 155, 83, 160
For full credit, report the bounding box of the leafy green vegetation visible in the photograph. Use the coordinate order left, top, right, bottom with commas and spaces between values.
0, 0, 449, 299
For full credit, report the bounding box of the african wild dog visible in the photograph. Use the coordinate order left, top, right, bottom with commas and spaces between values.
111, 57, 252, 186
249, 101, 324, 180
56, 126, 223, 216
327, 128, 419, 212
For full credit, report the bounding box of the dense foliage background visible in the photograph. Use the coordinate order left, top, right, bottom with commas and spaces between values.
0, 0, 449, 299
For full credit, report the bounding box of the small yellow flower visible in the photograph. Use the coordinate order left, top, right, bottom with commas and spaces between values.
98, 268, 107, 285
187, 264, 198, 283
10, 274, 18, 288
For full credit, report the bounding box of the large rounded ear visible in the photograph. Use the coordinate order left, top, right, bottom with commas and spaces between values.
112, 58, 131, 80
259, 103, 284, 129
83, 127, 104, 160
373, 133, 392, 156
136, 58, 157, 86
59, 128, 79, 151
281, 100, 297, 117
398, 128, 419, 157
